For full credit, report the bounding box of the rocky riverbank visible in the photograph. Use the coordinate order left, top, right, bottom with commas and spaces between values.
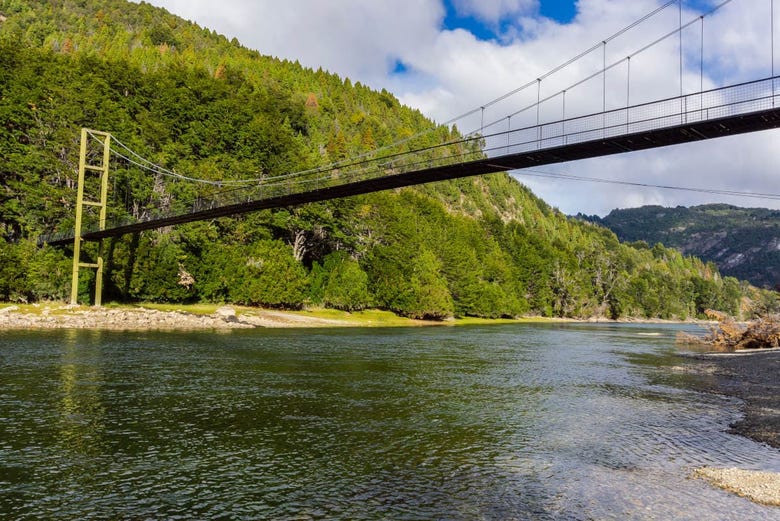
683, 348, 780, 506
686, 348, 780, 449
0, 304, 362, 330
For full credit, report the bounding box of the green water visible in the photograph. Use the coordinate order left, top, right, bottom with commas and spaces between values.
1, 323, 779, 520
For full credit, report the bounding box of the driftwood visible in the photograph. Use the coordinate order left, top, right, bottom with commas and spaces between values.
677, 310, 780, 350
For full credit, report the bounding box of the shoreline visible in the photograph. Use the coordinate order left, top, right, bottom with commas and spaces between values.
681, 349, 780, 506
0, 303, 562, 330
0, 304, 382, 330
0, 302, 711, 331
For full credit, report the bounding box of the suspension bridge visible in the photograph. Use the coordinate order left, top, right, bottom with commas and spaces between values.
36, 0, 780, 305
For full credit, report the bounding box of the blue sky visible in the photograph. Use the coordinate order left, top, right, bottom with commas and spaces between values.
440, 0, 718, 41
442, 0, 578, 40
538, 1, 578, 23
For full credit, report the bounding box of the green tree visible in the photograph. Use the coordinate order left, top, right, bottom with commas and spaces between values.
230, 239, 309, 309
322, 252, 371, 311
129, 236, 195, 303
378, 248, 454, 320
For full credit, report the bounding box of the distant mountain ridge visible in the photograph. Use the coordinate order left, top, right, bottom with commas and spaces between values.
582, 204, 780, 289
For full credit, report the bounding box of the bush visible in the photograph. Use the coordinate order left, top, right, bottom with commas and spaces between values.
322, 252, 371, 311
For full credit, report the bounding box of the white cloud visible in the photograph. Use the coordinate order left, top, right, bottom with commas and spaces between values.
142, 0, 443, 89
136, 0, 780, 216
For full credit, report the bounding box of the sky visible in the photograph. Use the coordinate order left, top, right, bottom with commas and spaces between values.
134, 0, 780, 216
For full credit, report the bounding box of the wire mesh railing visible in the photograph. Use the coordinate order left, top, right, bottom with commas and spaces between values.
484, 76, 779, 157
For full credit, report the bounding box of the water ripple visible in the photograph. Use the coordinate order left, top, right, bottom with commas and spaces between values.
1, 325, 779, 520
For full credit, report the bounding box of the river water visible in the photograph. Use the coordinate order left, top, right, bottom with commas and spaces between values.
1, 323, 779, 520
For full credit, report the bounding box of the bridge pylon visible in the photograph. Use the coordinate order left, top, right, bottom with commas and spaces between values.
70, 128, 111, 306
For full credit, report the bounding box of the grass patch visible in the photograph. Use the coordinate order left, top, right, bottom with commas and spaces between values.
289, 308, 548, 327
123, 302, 225, 315
0, 302, 85, 315
273, 307, 434, 327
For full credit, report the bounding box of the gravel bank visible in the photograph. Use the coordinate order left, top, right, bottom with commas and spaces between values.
693, 467, 780, 506
0, 305, 358, 330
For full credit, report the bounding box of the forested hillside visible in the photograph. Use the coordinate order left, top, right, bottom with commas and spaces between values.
0, 0, 774, 320
584, 205, 780, 290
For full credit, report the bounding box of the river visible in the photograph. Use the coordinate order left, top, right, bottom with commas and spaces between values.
1, 323, 779, 520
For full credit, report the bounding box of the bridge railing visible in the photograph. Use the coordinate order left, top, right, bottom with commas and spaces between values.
486, 76, 779, 158
40, 76, 780, 245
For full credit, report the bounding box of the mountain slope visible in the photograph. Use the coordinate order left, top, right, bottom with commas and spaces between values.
585, 204, 780, 289
0, 0, 774, 320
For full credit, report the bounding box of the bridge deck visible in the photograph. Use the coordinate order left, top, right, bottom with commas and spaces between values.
45, 105, 780, 246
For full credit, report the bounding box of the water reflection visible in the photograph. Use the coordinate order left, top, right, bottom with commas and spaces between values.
57, 330, 107, 457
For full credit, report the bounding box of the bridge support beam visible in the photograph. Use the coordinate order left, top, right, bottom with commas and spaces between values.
70, 128, 111, 306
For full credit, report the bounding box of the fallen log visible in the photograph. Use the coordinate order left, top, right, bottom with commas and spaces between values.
677, 310, 780, 350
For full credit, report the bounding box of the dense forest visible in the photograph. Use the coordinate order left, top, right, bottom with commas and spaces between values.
0, 0, 775, 320
582, 204, 780, 290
